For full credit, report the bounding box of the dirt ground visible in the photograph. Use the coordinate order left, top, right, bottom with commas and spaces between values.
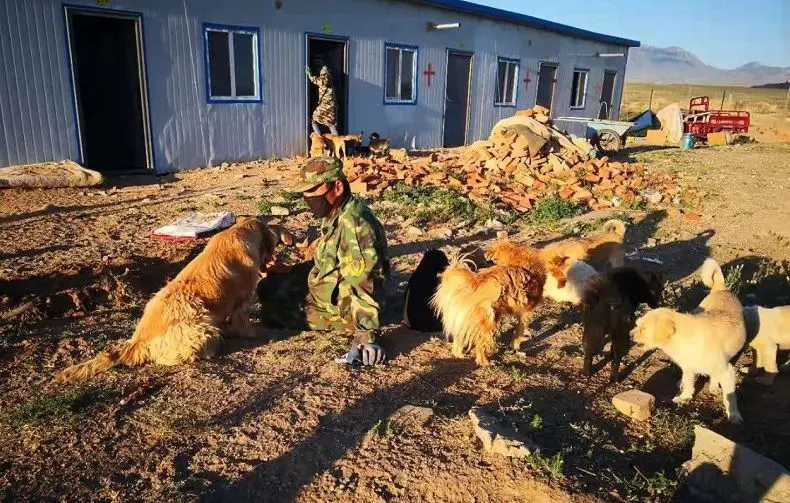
2, 141, 790, 502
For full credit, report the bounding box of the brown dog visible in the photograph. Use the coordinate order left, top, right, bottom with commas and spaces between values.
53, 218, 291, 382
541, 219, 626, 270
323, 132, 362, 160
485, 239, 567, 286
310, 132, 330, 158
485, 239, 598, 305
431, 251, 547, 365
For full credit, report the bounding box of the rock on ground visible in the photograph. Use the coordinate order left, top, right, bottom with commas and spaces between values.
676, 426, 790, 503
388, 405, 434, 429
469, 407, 535, 459
612, 389, 655, 421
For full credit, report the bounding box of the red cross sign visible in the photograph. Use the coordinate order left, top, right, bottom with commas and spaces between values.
523, 71, 532, 89
423, 62, 436, 86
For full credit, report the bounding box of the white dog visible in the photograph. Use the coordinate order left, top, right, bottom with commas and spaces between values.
742, 304, 790, 384
631, 258, 746, 424
542, 258, 598, 305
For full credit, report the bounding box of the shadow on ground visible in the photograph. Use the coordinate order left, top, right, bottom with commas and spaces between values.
203, 358, 476, 502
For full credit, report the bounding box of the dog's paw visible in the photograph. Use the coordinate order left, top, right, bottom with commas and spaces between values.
728, 412, 744, 425
672, 395, 691, 405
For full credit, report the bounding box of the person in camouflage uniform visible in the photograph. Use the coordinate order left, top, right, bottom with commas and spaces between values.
306, 65, 338, 135
258, 157, 390, 365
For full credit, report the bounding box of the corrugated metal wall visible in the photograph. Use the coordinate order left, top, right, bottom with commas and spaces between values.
0, 0, 80, 167
0, 0, 631, 172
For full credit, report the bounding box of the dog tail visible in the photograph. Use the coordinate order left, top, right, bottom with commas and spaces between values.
700, 258, 727, 291
430, 252, 500, 359
602, 219, 626, 239
52, 339, 149, 383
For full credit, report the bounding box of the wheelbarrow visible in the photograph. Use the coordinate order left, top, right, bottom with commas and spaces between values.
554, 117, 635, 154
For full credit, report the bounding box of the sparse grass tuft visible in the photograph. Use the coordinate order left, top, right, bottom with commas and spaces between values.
527, 450, 565, 480
1, 385, 121, 426
527, 197, 582, 226
258, 191, 306, 215
367, 419, 394, 438
724, 264, 745, 296
507, 364, 528, 381
623, 468, 678, 502
381, 183, 497, 225
619, 197, 648, 211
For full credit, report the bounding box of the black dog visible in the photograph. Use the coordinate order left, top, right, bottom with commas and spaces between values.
404, 249, 449, 332
582, 267, 663, 382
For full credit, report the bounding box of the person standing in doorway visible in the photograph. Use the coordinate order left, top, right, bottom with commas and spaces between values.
306, 64, 339, 136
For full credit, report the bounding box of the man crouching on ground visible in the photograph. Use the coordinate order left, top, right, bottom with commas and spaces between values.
258, 156, 390, 365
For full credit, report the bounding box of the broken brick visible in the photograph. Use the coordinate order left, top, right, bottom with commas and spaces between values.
559, 187, 575, 199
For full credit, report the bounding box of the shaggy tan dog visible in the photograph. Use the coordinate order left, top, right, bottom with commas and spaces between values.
631, 258, 746, 424
541, 219, 626, 270
486, 239, 597, 305
431, 250, 547, 366
742, 304, 790, 384
53, 217, 291, 382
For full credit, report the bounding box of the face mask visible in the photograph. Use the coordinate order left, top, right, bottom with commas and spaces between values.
304, 193, 332, 219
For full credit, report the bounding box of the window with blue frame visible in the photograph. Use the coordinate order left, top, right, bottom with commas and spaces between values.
203, 24, 261, 102
495, 58, 519, 106
385, 44, 417, 104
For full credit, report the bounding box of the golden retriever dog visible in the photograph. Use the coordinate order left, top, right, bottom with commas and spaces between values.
431, 250, 546, 366
541, 219, 626, 270
310, 132, 330, 158
631, 258, 746, 424
53, 218, 292, 383
485, 240, 597, 305
323, 132, 362, 160
742, 304, 790, 384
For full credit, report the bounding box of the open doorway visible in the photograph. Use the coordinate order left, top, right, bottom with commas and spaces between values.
66, 7, 152, 171
535, 62, 558, 114
599, 70, 617, 119
443, 51, 473, 148
306, 35, 348, 144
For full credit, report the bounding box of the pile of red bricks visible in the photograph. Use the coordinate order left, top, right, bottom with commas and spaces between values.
342, 108, 683, 213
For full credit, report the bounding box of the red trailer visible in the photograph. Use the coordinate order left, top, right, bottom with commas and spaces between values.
683, 96, 750, 140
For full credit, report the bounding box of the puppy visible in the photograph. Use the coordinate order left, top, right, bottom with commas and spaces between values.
369, 132, 391, 157
53, 218, 291, 382
403, 249, 449, 332
323, 132, 363, 160
742, 305, 790, 384
541, 219, 626, 270
582, 267, 663, 382
631, 258, 746, 424
485, 239, 596, 305
310, 132, 330, 158
431, 250, 546, 365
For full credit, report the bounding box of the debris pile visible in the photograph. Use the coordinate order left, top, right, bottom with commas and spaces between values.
343, 107, 683, 213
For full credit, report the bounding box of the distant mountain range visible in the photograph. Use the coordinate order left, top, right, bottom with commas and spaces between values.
625, 45, 790, 86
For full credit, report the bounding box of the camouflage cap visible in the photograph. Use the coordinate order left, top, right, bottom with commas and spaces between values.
290, 156, 346, 193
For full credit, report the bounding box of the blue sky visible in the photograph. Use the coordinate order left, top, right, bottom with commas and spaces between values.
477, 0, 789, 68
